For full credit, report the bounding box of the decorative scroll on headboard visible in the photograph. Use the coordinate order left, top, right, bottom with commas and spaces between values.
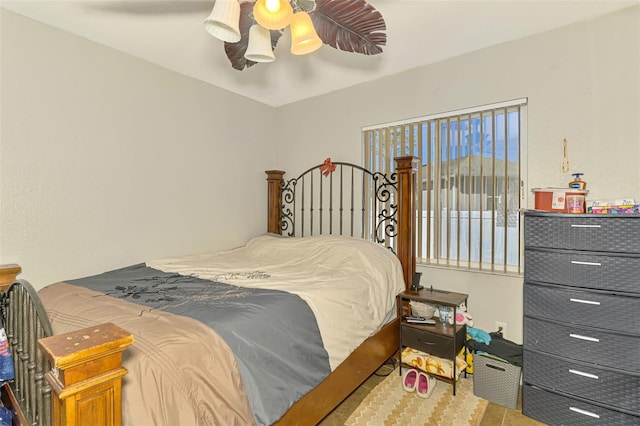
281, 158, 398, 249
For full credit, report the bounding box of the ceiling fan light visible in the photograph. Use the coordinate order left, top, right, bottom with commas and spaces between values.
290, 11, 322, 56
253, 0, 293, 30
245, 25, 276, 63
203, 0, 241, 43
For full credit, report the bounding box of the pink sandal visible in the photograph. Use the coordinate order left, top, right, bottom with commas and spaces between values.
402, 368, 418, 392
416, 371, 437, 398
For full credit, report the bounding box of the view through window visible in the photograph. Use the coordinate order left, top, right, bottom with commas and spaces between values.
363, 99, 527, 274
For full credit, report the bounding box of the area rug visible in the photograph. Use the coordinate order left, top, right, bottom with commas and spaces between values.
345, 369, 488, 426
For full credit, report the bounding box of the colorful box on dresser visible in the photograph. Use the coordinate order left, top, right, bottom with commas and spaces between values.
522, 211, 640, 425
588, 204, 640, 215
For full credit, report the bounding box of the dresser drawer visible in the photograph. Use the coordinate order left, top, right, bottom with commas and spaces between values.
524, 349, 640, 413
524, 214, 640, 253
524, 283, 640, 334
523, 383, 640, 425
525, 249, 640, 293
401, 325, 463, 359
523, 317, 640, 373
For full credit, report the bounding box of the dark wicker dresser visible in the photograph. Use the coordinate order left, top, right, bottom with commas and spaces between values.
522, 211, 640, 425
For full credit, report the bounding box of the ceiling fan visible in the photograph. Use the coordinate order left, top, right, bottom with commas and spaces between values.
82, 0, 385, 71
205, 0, 387, 71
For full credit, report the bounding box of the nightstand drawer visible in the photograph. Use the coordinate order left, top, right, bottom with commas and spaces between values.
524, 317, 640, 373
401, 325, 457, 359
523, 384, 640, 425
524, 350, 640, 413
524, 283, 640, 334
524, 214, 640, 253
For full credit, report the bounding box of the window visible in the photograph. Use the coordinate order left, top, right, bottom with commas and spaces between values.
363, 99, 527, 275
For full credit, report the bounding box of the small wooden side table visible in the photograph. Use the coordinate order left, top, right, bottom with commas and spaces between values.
398, 288, 468, 395
38, 322, 134, 426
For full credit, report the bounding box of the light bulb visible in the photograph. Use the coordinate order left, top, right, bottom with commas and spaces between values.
253, 0, 292, 30
266, 0, 281, 13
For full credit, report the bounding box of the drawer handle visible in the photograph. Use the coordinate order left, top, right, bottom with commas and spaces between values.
570, 224, 601, 229
569, 298, 601, 306
417, 339, 436, 346
569, 369, 599, 380
570, 260, 602, 267
569, 333, 599, 342
569, 407, 600, 419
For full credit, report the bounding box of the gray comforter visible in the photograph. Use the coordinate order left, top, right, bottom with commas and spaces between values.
64, 263, 331, 425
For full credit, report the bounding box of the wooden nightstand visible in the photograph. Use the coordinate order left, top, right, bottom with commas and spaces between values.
398, 288, 468, 395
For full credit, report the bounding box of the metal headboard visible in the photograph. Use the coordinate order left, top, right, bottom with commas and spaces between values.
1, 280, 53, 426
278, 160, 399, 253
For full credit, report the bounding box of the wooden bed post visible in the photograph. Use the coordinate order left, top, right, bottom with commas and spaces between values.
395, 156, 418, 289
0, 264, 21, 291
38, 323, 134, 426
265, 170, 285, 234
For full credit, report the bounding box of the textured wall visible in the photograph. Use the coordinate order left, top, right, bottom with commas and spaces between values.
1, 11, 276, 287
274, 6, 640, 343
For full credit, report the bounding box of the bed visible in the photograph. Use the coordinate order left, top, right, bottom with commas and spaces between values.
0, 156, 418, 426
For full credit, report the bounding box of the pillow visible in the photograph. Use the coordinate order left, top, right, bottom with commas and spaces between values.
401, 347, 469, 380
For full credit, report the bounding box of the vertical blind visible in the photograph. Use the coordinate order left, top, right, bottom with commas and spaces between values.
363, 99, 527, 274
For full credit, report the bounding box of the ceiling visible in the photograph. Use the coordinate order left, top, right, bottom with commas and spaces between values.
2, 0, 638, 106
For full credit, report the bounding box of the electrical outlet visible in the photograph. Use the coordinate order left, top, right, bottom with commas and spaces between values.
496, 322, 507, 338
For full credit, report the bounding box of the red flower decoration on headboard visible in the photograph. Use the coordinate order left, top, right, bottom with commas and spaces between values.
320, 158, 336, 177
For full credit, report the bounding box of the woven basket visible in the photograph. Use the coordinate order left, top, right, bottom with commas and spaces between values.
409, 301, 436, 318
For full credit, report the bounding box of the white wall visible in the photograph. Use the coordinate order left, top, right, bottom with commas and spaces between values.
274, 6, 640, 343
0, 11, 277, 287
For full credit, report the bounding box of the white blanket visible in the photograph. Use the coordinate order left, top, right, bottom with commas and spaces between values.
148, 234, 405, 369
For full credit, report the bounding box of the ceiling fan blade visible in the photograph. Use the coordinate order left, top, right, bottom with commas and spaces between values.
311, 0, 386, 55
292, 0, 317, 13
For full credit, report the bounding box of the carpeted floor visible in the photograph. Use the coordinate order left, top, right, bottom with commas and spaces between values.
344, 368, 487, 426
